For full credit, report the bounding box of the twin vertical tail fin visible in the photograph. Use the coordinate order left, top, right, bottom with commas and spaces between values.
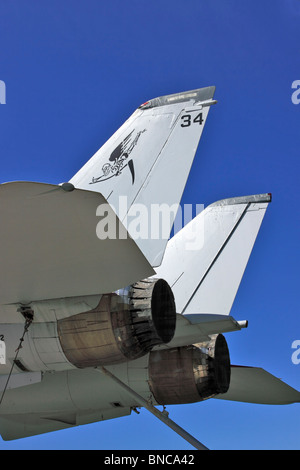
70, 87, 216, 266
155, 193, 272, 316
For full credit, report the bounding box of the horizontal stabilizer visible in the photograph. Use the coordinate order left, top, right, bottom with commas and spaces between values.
156, 313, 244, 349
0, 182, 154, 305
215, 366, 300, 404
70, 87, 216, 266
155, 194, 271, 315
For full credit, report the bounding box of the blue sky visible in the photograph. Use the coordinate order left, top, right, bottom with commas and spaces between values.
0, 0, 299, 450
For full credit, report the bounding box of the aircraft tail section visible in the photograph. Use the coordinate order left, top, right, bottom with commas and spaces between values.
70, 87, 216, 266
155, 193, 271, 316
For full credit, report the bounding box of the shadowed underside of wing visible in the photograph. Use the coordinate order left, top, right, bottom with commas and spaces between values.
0, 181, 154, 306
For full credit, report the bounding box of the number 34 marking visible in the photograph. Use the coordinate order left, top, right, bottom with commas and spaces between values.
181, 112, 203, 127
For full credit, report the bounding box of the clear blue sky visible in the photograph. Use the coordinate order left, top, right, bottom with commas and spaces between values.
0, 0, 299, 450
